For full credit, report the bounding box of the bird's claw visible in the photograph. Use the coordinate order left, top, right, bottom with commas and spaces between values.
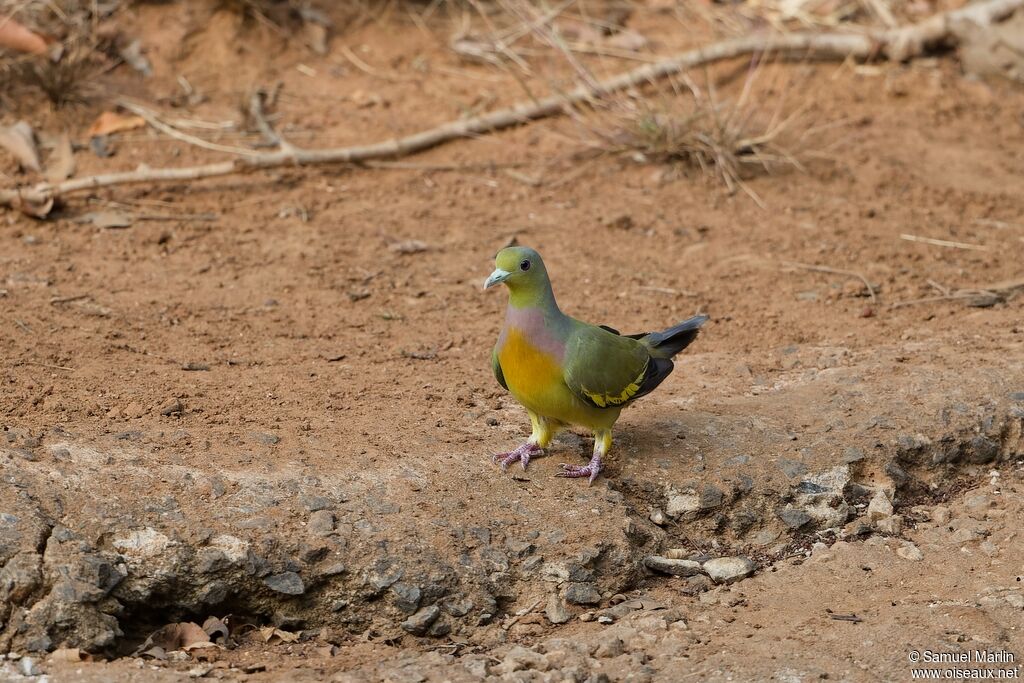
493, 443, 542, 471
556, 461, 602, 485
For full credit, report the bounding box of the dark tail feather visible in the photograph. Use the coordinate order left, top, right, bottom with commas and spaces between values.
644, 314, 709, 358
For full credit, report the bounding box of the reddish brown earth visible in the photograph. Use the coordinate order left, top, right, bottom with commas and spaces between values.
1, 2, 1023, 681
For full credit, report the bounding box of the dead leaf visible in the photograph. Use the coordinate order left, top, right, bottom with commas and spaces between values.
140, 646, 167, 660
87, 111, 146, 138
44, 133, 75, 183
135, 622, 210, 655
202, 616, 229, 643
388, 240, 429, 254
49, 647, 89, 663
0, 121, 42, 172
0, 17, 48, 55
258, 626, 299, 644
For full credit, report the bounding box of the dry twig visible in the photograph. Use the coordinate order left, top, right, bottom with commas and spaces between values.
1, 0, 1020, 212
899, 233, 990, 251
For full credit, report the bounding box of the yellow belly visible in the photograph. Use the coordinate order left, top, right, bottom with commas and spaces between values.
498, 328, 618, 429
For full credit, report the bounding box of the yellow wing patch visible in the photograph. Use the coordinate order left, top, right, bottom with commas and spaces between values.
581, 364, 647, 408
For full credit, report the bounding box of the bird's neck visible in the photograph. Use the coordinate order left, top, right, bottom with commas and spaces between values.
507, 281, 559, 311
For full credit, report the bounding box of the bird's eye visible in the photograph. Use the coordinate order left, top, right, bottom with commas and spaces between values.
520, 259, 531, 271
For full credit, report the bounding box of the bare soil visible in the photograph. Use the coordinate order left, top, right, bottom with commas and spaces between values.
1, 2, 1023, 681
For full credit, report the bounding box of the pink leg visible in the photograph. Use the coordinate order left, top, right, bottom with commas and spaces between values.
492, 442, 543, 471
557, 452, 602, 484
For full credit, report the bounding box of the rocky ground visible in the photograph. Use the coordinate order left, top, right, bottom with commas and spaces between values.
2, 1, 1024, 681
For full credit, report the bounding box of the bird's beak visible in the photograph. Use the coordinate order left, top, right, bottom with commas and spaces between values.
484, 268, 511, 290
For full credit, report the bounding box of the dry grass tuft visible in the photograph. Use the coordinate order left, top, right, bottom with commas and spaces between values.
602, 90, 819, 204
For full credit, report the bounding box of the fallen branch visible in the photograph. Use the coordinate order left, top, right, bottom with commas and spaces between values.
2, 0, 1020, 211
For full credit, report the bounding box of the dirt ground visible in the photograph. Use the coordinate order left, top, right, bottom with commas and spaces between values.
2, 1, 1023, 681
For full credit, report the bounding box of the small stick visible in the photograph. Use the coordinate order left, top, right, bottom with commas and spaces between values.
49, 294, 90, 305
14, 319, 32, 333
828, 613, 864, 623
899, 234, 990, 251
782, 261, 877, 303
362, 160, 524, 172
134, 212, 219, 222
501, 598, 542, 630
118, 100, 263, 157
889, 290, 997, 308
926, 279, 950, 296
249, 89, 297, 154
974, 218, 1023, 230
639, 286, 699, 297
20, 361, 75, 371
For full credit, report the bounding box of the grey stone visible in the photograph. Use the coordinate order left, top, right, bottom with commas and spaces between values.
401, 605, 440, 635
480, 547, 509, 572
391, 582, 422, 614
778, 458, 808, 478
308, 510, 335, 537
545, 594, 572, 624
467, 527, 491, 546
599, 599, 645, 622
302, 495, 332, 512
505, 539, 534, 558
366, 560, 403, 591
798, 465, 850, 495
896, 542, 923, 561
665, 492, 700, 519
875, 515, 904, 535
495, 646, 549, 674
967, 436, 999, 464
19, 657, 39, 676
594, 636, 625, 658
778, 508, 812, 529
703, 556, 755, 584
643, 556, 703, 577
427, 618, 451, 638
699, 484, 725, 509
843, 447, 866, 463
680, 574, 714, 595
264, 572, 304, 595
564, 582, 601, 605
443, 595, 474, 617
867, 490, 894, 520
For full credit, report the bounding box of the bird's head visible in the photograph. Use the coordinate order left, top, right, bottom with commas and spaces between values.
483, 246, 552, 304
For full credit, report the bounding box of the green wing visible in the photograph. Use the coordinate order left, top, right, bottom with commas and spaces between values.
563, 325, 653, 408
492, 348, 508, 390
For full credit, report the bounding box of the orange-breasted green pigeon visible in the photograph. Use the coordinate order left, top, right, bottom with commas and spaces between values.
485, 246, 708, 483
